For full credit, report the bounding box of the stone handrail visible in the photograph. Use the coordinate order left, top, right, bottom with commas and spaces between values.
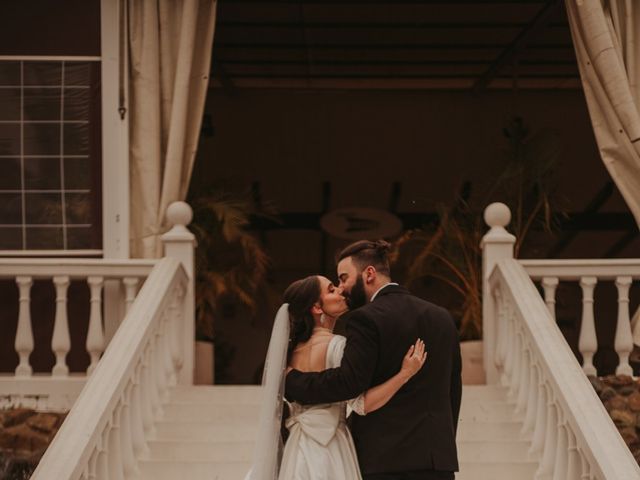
490, 258, 640, 480
30, 257, 189, 480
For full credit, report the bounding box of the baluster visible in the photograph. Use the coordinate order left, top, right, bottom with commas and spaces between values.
493, 287, 504, 371
122, 277, 139, 315
131, 363, 149, 457
508, 329, 522, 403
52, 276, 71, 377
529, 378, 547, 459
521, 362, 537, 435
541, 277, 559, 320
14, 276, 33, 376
566, 430, 582, 480
536, 396, 558, 478
515, 343, 530, 415
96, 428, 109, 480
141, 345, 157, 436
552, 414, 568, 480
580, 455, 590, 480
119, 386, 138, 479
154, 322, 169, 405
503, 301, 515, 388
107, 406, 125, 480
147, 340, 163, 420
162, 310, 177, 387
86, 276, 105, 375
578, 277, 598, 376
88, 448, 99, 480
614, 276, 633, 376
169, 285, 186, 376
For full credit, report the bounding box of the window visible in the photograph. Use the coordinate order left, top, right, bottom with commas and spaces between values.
0, 58, 101, 251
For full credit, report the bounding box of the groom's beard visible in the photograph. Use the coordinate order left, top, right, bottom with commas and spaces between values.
346, 276, 367, 310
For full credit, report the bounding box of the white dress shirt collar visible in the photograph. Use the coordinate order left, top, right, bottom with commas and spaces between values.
370, 282, 399, 302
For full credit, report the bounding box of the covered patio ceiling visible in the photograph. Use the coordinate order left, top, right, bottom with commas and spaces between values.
210, 0, 578, 91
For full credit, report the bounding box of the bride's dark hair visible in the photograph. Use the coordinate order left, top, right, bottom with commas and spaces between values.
283, 275, 320, 361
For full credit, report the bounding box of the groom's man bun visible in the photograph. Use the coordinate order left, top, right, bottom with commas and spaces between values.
337, 239, 391, 276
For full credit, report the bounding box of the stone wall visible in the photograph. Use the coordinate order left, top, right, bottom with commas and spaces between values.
0, 409, 66, 479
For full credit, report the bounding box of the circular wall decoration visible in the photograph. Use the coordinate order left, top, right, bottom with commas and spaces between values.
320, 207, 403, 240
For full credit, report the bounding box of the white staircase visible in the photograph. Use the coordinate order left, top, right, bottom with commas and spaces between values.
458, 385, 537, 480
138, 384, 539, 480
140, 385, 261, 480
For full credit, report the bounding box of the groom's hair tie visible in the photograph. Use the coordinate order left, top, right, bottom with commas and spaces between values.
337, 239, 391, 276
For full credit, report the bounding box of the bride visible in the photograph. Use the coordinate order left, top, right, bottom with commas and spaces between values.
247, 275, 427, 480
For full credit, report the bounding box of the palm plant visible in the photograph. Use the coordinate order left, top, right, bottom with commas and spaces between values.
392, 117, 565, 340
188, 189, 275, 340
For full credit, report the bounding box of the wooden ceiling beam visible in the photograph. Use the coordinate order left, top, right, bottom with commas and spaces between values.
472, 0, 563, 92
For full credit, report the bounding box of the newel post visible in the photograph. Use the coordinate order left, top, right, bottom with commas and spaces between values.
161, 201, 196, 385
481, 203, 515, 384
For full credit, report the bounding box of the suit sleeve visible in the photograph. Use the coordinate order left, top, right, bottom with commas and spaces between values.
449, 315, 462, 435
285, 311, 378, 405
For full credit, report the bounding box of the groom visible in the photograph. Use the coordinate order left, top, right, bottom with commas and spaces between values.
285, 239, 462, 479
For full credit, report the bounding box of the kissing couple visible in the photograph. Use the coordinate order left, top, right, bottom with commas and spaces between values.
247, 240, 462, 480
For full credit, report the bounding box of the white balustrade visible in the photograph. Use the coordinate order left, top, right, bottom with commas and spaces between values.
86, 276, 104, 375
489, 260, 640, 480
30, 256, 189, 480
578, 276, 598, 377
52, 276, 71, 377
614, 276, 633, 376
541, 276, 558, 319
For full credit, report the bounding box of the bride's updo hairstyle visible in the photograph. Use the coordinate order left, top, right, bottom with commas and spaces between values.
283, 275, 321, 360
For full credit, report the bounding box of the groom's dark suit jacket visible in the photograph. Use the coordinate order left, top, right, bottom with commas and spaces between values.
285, 284, 462, 476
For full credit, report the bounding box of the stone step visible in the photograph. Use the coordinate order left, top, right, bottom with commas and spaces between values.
457, 461, 537, 480
151, 421, 258, 442
457, 440, 533, 462
146, 440, 254, 462
160, 403, 260, 422
139, 460, 250, 480
459, 401, 524, 423
169, 385, 263, 405
456, 421, 531, 442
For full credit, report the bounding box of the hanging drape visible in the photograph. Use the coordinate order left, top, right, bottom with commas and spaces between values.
565, 0, 640, 227
128, 0, 217, 258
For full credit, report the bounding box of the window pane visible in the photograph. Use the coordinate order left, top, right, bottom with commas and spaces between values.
0, 62, 20, 86
0, 227, 22, 249
25, 193, 62, 224
65, 63, 91, 86
0, 193, 22, 224
25, 158, 61, 190
0, 158, 21, 190
65, 193, 92, 224
24, 87, 61, 121
0, 123, 20, 155
63, 123, 89, 155
24, 123, 60, 155
26, 226, 63, 249
64, 88, 90, 121
0, 88, 20, 121
23, 62, 62, 86
64, 157, 91, 189
67, 227, 92, 249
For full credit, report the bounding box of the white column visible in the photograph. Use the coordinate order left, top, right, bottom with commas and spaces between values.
578, 277, 598, 376
52, 276, 71, 377
161, 201, 196, 385
542, 277, 559, 320
14, 276, 34, 377
614, 276, 633, 376
86, 276, 105, 375
481, 202, 516, 384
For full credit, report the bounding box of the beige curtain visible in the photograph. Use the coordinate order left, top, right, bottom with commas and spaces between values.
566, 0, 640, 227
128, 0, 217, 258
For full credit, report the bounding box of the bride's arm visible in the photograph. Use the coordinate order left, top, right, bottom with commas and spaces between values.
353, 339, 427, 415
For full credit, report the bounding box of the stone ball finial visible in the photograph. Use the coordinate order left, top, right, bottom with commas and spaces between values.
484, 202, 511, 228
166, 201, 193, 227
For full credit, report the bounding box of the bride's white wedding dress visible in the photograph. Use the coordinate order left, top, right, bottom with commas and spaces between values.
278, 334, 364, 480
